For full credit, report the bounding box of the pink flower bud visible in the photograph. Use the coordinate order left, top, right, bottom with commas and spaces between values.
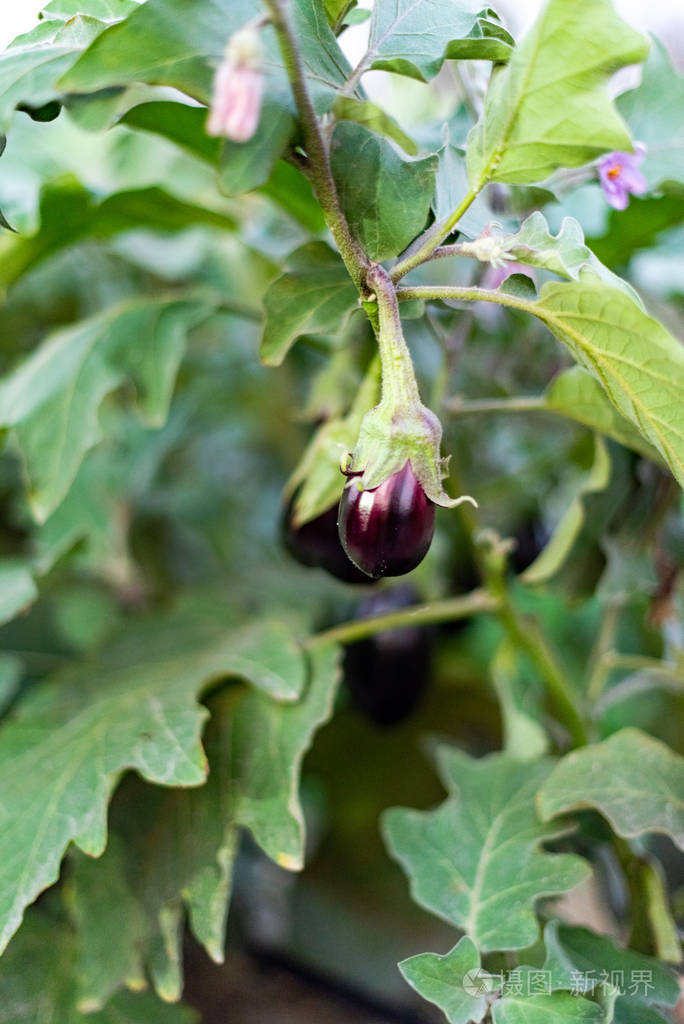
207, 28, 263, 143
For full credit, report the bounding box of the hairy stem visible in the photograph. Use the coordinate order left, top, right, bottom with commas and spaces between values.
306, 588, 499, 648
264, 0, 369, 289
367, 263, 421, 408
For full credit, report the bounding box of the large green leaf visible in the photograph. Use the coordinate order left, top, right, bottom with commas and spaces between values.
260, 242, 358, 366
0, 14, 121, 130
537, 728, 684, 849
0, 297, 210, 520
588, 194, 684, 268
529, 275, 684, 488
0, 177, 236, 291
383, 749, 590, 951
68, 644, 340, 1005
363, 0, 513, 83
0, 607, 310, 956
466, 0, 648, 188
399, 937, 488, 1024
330, 121, 438, 261
543, 366, 662, 465
618, 38, 684, 193
0, 910, 198, 1024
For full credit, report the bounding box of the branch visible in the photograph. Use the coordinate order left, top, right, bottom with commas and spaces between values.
305, 588, 499, 648
446, 395, 547, 415
264, 0, 369, 289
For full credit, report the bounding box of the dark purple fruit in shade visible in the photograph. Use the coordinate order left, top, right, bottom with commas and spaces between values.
338, 461, 435, 579
343, 586, 431, 726
511, 517, 550, 574
281, 498, 375, 584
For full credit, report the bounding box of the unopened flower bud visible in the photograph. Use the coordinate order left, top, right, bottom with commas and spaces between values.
207, 28, 263, 143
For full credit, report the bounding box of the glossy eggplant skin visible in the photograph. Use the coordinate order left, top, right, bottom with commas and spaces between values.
281, 499, 375, 584
338, 462, 435, 579
343, 587, 431, 726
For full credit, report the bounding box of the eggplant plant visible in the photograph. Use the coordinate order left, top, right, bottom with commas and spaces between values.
0, 0, 682, 1021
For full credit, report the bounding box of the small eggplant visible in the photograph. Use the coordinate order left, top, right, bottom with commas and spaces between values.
338, 462, 435, 579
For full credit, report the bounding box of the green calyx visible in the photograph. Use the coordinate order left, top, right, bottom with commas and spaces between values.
347, 265, 476, 510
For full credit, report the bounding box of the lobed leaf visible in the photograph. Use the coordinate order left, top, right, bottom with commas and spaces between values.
466, 0, 648, 188
68, 643, 340, 1005
260, 242, 359, 366
383, 749, 590, 951
537, 728, 684, 849
330, 121, 438, 261
530, 275, 684, 488
0, 608, 312, 957
399, 937, 488, 1024
364, 0, 513, 83
0, 298, 210, 520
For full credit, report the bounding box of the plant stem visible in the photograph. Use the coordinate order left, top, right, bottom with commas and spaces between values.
367, 263, 421, 408
390, 189, 479, 282
396, 283, 534, 311
264, 0, 369, 289
492, 579, 589, 747
306, 588, 500, 649
446, 395, 547, 415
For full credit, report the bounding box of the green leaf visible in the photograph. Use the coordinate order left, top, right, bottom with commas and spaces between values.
0, 607, 310, 956
492, 990, 602, 1024
67, 644, 340, 1005
543, 920, 680, 1014
399, 937, 488, 1024
0, 177, 236, 290
382, 750, 590, 951
43, 0, 141, 18
260, 243, 358, 366
521, 434, 611, 585
500, 212, 642, 304
543, 366, 663, 465
433, 142, 495, 239
529, 275, 684, 488
0, 15, 117, 130
287, 355, 380, 525
0, 297, 210, 520
0, 911, 198, 1023
332, 96, 418, 155
330, 121, 438, 261
0, 560, 38, 627
67, 835, 149, 1011
537, 728, 684, 849
466, 0, 648, 188
365, 0, 513, 83
618, 38, 684, 192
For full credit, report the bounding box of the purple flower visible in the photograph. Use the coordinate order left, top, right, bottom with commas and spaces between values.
598, 144, 647, 211
207, 28, 263, 143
